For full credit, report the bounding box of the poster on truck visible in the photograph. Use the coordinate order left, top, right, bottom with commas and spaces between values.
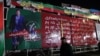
71, 19, 97, 46
5, 8, 42, 50
41, 12, 72, 48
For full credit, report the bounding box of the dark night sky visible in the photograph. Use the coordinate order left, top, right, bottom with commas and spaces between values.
33, 0, 100, 10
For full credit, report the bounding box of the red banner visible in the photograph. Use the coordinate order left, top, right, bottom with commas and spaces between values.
5, 30, 29, 38
41, 12, 71, 48
0, 2, 3, 31
11, 0, 20, 6
41, 12, 97, 47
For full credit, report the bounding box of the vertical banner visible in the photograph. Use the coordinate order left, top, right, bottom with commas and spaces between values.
41, 12, 71, 48
0, 2, 4, 56
5, 8, 42, 50
84, 20, 97, 45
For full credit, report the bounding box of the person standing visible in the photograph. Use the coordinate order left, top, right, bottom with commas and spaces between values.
60, 37, 73, 56
9, 9, 25, 50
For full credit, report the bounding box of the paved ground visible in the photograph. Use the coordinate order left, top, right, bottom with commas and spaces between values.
74, 51, 100, 56
6, 51, 100, 56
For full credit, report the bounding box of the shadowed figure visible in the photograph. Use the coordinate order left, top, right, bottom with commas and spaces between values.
60, 37, 74, 56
